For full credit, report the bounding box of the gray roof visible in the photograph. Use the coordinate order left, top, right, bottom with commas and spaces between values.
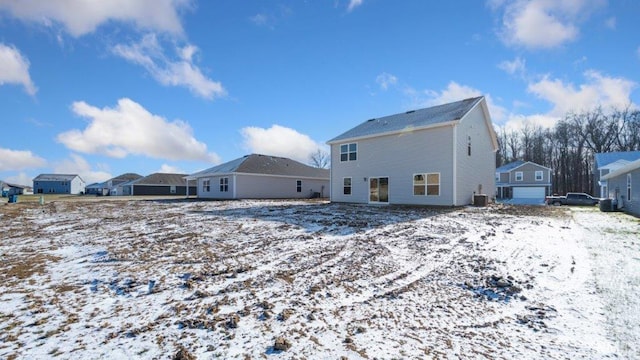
130, 173, 190, 186
33, 174, 82, 182
328, 96, 484, 143
496, 160, 526, 173
111, 173, 143, 182
594, 151, 640, 168
188, 154, 329, 179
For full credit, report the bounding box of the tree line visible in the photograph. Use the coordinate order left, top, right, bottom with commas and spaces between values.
497, 106, 640, 195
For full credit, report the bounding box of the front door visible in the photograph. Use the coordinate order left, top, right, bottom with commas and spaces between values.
369, 177, 389, 203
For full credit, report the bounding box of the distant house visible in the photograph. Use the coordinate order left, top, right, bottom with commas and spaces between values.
1, 181, 32, 196
33, 174, 85, 195
327, 96, 497, 206
85, 182, 107, 196
186, 154, 329, 200
602, 158, 640, 217
107, 173, 143, 196
120, 173, 196, 196
496, 160, 552, 201
594, 151, 640, 198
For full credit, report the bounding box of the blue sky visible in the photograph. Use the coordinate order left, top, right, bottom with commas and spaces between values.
1, 0, 638, 186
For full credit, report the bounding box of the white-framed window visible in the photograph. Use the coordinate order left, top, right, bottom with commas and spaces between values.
220, 177, 229, 192
170, 185, 176, 194
515, 171, 523, 181
296, 180, 302, 193
628, 174, 632, 201
340, 143, 357, 162
535, 171, 543, 181
495, 173, 500, 182
203, 179, 210, 192
413, 173, 440, 196
343, 177, 352, 195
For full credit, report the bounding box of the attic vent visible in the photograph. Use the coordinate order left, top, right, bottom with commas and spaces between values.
367, 118, 376, 122
405, 110, 415, 114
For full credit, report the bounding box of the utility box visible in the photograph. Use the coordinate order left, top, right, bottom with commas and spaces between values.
473, 194, 488, 207
599, 198, 613, 212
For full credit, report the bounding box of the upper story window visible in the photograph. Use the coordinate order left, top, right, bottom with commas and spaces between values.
515, 171, 523, 181
340, 143, 357, 162
535, 171, 543, 181
296, 180, 302, 193
220, 177, 229, 192
203, 179, 210, 192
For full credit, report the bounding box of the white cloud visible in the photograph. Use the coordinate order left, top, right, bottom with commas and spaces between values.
0, 148, 46, 171
157, 163, 185, 174
53, 153, 112, 185
57, 97, 221, 164
250, 13, 269, 27
376, 72, 398, 90
0, 0, 187, 37
347, 0, 364, 12
605, 16, 616, 30
240, 125, 326, 164
495, 0, 604, 49
4, 172, 35, 187
112, 34, 225, 99
527, 70, 637, 116
0, 43, 37, 95
498, 57, 526, 76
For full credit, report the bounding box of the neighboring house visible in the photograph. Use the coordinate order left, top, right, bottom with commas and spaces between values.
602, 158, 640, 217
594, 151, 640, 198
186, 154, 329, 200
120, 173, 197, 196
1, 181, 31, 196
33, 174, 85, 195
495, 160, 552, 200
107, 173, 143, 196
85, 182, 108, 196
327, 96, 498, 206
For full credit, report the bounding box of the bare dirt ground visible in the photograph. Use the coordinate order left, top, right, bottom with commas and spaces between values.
0, 198, 638, 359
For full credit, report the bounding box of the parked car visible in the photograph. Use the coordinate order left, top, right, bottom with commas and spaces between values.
545, 192, 601, 206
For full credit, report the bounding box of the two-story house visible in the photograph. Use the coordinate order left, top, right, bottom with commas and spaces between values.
33, 174, 85, 195
495, 160, 552, 202
327, 96, 498, 206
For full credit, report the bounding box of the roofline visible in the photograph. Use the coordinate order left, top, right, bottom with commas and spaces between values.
602, 158, 640, 180
498, 161, 552, 173
326, 120, 459, 145
186, 171, 329, 181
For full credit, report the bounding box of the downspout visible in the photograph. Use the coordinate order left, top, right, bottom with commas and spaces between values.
186, 178, 190, 198
233, 174, 237, 199
452, 124, 457, 206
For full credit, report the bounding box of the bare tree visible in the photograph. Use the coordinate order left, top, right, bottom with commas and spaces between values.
309, 149, 330, 169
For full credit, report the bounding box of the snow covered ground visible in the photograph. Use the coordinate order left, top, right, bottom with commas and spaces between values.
0, 198, 638, 359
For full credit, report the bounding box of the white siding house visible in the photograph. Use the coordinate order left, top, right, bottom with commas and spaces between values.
602, 158, 640, 217
186, 154, 329, 200
327, 96, 498, 206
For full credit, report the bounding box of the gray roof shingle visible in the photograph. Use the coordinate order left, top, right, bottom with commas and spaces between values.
188, 154, 329, 179
328, 96, 484, 143
33, 174, 81, 182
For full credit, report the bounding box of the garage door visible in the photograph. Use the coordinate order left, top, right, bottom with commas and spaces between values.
513, 187, 545, 199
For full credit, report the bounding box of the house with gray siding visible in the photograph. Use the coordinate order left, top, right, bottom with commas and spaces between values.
594, 151, 640, 198
602, 158, 640, 217
327, 96, 498, 206
120, 173, 196, 196
186, 154, 329, 200
496, 160, 552, 201
33, 174, 85, 195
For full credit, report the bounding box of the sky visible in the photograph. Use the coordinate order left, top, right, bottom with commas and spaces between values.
0, 0, 638, 186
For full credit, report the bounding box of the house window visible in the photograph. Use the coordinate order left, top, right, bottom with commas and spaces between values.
296, 180, 302, 193
628, 174, 632, 201
220, 177, 229, 192
170, 185, 176, 194
340, 143, 357, 162
495, 173, 500, 182
343, 177, 352, 195
515, 171, 523, 181
414, 173, 440, 196
535, 171, 543, 181
203, 179, 210, 192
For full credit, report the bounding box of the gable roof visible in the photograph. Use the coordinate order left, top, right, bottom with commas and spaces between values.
602, 158, 640, 181
111, 173, 143, 182
327, 96, 486, 144
130, 173, 189, 186
496, 160, 551, 173
594, 151, 640, 169
33, 174, 83, 182
187, 154, 329, 180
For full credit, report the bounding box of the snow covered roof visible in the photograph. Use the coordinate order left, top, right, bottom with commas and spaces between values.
187, 154, 329, 180
327, 96, 485, 143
